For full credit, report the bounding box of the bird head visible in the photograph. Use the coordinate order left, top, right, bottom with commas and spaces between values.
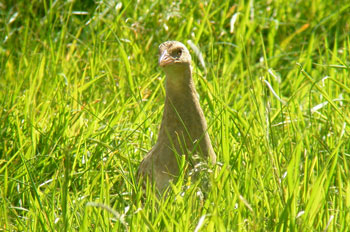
158, 41, 192, 71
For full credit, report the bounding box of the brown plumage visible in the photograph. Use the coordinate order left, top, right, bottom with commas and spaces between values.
137, 41, 216, 193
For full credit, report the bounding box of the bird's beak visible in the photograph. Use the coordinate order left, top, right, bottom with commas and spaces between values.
159, 50, 174, 67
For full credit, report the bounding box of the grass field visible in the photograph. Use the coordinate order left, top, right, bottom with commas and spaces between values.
1, 0, 350, 231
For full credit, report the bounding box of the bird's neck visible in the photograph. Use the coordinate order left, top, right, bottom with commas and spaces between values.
155, 66, 215, 163
164, 67, 198, 116
158, 67, 207, 149
165, 68, 194, 95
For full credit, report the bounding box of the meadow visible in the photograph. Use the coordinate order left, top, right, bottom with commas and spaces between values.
1, 0, 350, 231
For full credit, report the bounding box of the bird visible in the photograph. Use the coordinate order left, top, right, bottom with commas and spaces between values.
137, 41, 216, 194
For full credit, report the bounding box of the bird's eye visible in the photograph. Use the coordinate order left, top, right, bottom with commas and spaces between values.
171, 49, 182, 59
177, 49, 182, 56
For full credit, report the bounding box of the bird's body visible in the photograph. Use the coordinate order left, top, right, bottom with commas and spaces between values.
137, 41, 216, 193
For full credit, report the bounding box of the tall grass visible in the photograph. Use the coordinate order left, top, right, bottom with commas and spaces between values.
1, 0, 350, 231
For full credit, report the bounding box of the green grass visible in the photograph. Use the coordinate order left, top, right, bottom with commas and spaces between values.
1, 0, 350, 231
